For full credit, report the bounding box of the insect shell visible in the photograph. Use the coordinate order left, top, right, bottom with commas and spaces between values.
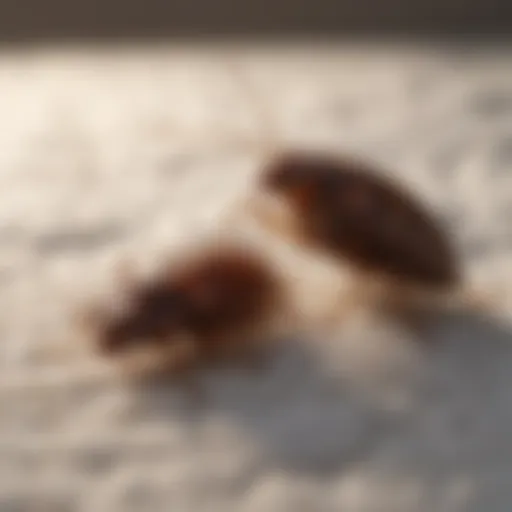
87, 241, 289, 380
248, 149, 466, 321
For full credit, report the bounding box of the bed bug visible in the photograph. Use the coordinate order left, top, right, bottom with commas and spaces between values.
85, 241, 290, 390
243, 149, 489, 329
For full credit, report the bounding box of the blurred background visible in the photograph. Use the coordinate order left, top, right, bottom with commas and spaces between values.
0, 0, 511, 41
1, 3, 512, 512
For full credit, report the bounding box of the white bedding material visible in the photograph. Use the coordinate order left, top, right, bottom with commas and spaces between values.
1, 43, 512, 511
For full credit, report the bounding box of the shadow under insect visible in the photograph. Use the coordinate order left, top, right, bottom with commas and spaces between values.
128, 299, 512, 482
134, 335, 391, 477
365, 309, 512, 511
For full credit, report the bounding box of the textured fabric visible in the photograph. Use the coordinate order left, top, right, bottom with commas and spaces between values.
1, 44, 512, 512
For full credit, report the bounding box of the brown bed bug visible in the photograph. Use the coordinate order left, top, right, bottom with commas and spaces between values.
84, 241, 290, 390
243, 149, 491, 328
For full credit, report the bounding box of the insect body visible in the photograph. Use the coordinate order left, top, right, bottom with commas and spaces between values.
87, 242, 288, 382
249, 150, 479, 327
259, 151, 459, 288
